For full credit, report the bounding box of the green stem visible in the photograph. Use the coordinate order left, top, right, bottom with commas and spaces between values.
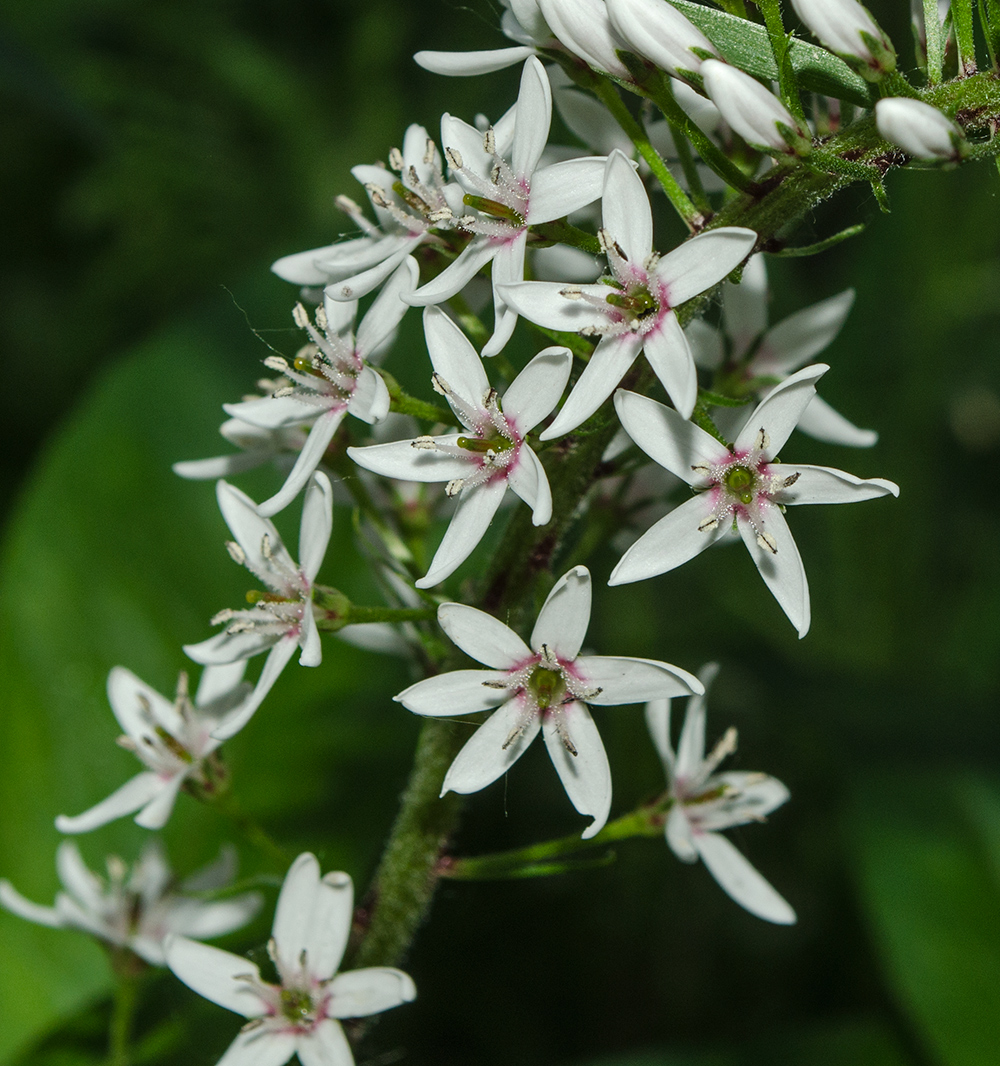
532, 219, 603, 256
754, 0, 805, 121
669, 120, 711, 213
953, 0, 979, 74
107, 961, 140, 1066
379, 369, 457, 426
925, 0, 947, 83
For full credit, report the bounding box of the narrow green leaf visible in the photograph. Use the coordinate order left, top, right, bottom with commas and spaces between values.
698, 389, 753, 408
769, 223, 866, 257
953, 0, 979, 73
925, 0, 947, 82
447, 850, 617, 881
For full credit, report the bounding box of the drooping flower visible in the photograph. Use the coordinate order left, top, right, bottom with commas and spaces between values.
646, 664, 795, 924
610, 364, 899, 637
184, 474, 333, 739
55, 663, 250, 834
789, 0, 895, 73
700, 60, 806, 154
0, 841, 261, 966
348, 307, 571, 588
224, 257, 417, 517
686, 253, 877, 446
272, 126, 461, 301
395, 566, 702, 837
605, 0, 718, 78
501, 150, 756, 433
875, 97, 964, 161
404, 57, 608, 356
166, 853, 415, 1066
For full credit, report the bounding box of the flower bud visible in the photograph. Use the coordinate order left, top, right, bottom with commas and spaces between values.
700, 60, 805, 154
789, 0, 895, 75
875, 97, 964, 161
605, 0, 717, 77
537, 0, 633, 80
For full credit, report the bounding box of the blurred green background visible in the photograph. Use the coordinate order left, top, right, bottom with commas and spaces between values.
2, 0, 1000, 1064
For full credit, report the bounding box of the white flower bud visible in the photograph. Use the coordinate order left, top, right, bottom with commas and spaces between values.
605, 0, 717, 76
700, 60, 801, 153
875, 97, 962, 160
537, 0, 633, 80
789, 0, 889, 64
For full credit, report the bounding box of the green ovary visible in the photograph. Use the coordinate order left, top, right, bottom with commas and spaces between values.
723, 465, 756, 505
281, 987, 316, 1023
529, 666, 565, 711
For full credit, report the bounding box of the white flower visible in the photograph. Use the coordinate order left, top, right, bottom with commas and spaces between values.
501, 150, 756, 434
686, 253, 877, 446
173, 417, 308, 481
225, 258, 416, 517
184, 474, 333, 739
405, 57, 607, 357
348, 307, 571, 588
395, 566, 702, 838
272, 126, 460, 300
700, 60, 803, 153
875, 97, 963, 161
646, 664, 795, 924
55, 663, 251, 834
789, 0, 890, 65
605, 0, 718, 77
415, 0, 547, 76
610, 364, 900, 637
537, 0, 634, 80
166, 854, 415, 1066
0, 842, 261, 966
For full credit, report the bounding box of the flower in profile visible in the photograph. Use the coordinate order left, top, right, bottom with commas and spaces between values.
184, 473, 333, 740
686, 253, 877, 446
395, 566, 702, 838
348, 307, 571, 588
166, 853, 415, 1066
0, 842, 261, 966
224, 257, 417, 517
646, 664, 795, 924
700, 60, 806, 154
875, 97, 964, 162
405, 57, 607, 356
610, 364, 899, 637
789, 0, 895, 74
605, 0, 718, 78
537, 0, 635, 81
501, 150, 756, 433
55, 663, 250, 834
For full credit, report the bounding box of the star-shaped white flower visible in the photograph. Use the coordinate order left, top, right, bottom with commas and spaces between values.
395, 566, 702, 838
348, 306, 571, 588
610, 364, 900, 637
405, 57, 608, 356
166, 854, 415, 1066
646, 663, 795, 924
501, 150, 757, 435
687, 253, 877, 447
184, 473, 333, 739
225, 258, 416, 517
55, 663, 250, 834
0, 842, 261, 966
272, 125, 461, 301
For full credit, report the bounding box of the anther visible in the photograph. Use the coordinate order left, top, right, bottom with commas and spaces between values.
754, 427, 770, 452
698, 516, 719, 533
226, 541, 246, 565
424, 138, 436, 166
445, 479, 464, 496
261, 534, 274, 560
481, 679, 510, 689
782, 473, 800, 488
388, 147, 404, 171
366, 184, 390, 209
756, 531, 778, 554
210, 608, 235, 625
411, 436, 437, 450
691, 463, 711, 477
334, 194, 363, 218
445, 147, 464, 171
263, 355, 289, 373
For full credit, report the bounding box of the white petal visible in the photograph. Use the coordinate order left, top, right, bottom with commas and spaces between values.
537, 0, 632, 79
354, 257, 419, 360
211, 637, 300, 740
272, 853, 321, 973
416, 478, 507, 588
498, 280, 604, 333
55, 772, 164, 834
721, 252, 768, 359
327, 967, 417, 1018
601, 150, 652, 265
693, 832, 796, 925
169, 895, 263, 941
217, 481, 295, 585
733, 363, 828, 457
216, 1029, 297, 1066
795, 394, 878, 448
414, 46, 536, 76
348, 436, 471, 484
482, 231, 529, 356
609, 494, 725, 585
299, 472, 334, 582
0, 881, 62, 928
665, 804, 697, 862
699, 771, 790, 829
577, 655, 702, 704
675, 697, 706, 784
441, 697, 541, 795
172, 450, 272, 480
304, 871, 354, 980
657, 227, 757, 308
405, 238, 498, 306
348, 365, 391, 425
437, 603, 531, 669
297, 606, 322, 668
320, 290, 359, 337
606, 0, 716, 74
737, 506, 810, 639
395, 669, 509, 717
424, 306, 490, 407
133, 773, 186, 830
164, 935, 265, 1017
502, 347, 573, 434
776, 464, 899, 505
296, 1020, 354, 1066
507, 444, 552, 525
56, 841, 104, 912
256, 407, 346, 519
701, 60, 796, 152
335, 622, 408, 657
755, 289, 854, 375
642, 310, 697, 419
542, 701, 611, 839
106, 666, 181, 742
327, 239, 424, 303
512, 56, 552, 178
184, 627, 280, 666
195, 661, 248, 707
613, 389, 730, 483
644, 698, 674, 773
442, 114, 496, 186
526, 157, 608, 223
554, 85, 633, 156
531, 565, 591, 659
272, 242, 368, 286
224, 395, 319, 430
540, 332, 643, 440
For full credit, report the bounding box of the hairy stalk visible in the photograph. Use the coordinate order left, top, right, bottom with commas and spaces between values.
107, 953, 144, 1066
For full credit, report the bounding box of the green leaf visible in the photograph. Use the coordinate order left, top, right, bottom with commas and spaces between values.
845, 773, 1000, 1066
668, 0, 874, 107
768, 223, 866, 257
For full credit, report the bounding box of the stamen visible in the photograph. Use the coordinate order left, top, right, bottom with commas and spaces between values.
424, 138, 436, 166
226, 541, 246, 565
388, 147, 404, 171
411, 436, 438, 450
292, 304, 310, 330
782, 473, 800, 488
756, 531, 778, 554
698, 516, 719, 533
446, 147, 464, 171
263, 355, 289, 373
211, 608, 235, 625
445, 479, 464, 496
754, 427, 770, 452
